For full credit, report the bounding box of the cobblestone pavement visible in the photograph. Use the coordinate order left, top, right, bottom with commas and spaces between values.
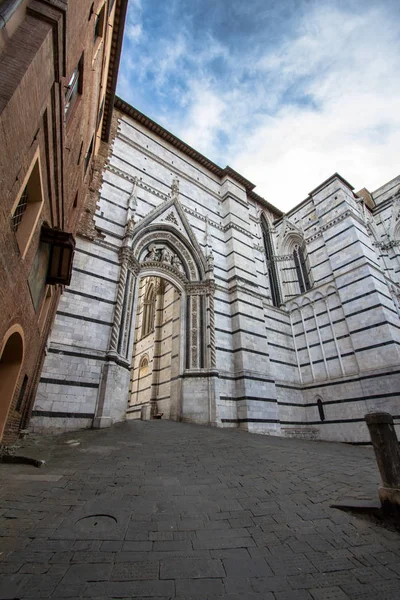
1, 420, 399, 600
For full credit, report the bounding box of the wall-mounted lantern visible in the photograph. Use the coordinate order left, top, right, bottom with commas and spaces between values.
40, 226, 75, 286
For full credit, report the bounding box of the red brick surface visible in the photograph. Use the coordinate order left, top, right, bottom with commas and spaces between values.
0, 0, 118, 443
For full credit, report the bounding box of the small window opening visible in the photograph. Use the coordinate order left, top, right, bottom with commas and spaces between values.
262, 219, 281, 307
317, 398, 325, 422
94, 4, 105, 42
293, 244, 311, 294
65, 56, 83, 120
84, 136, 94, 174
11, 188, 29, 232
15, 375, 28, 413
97, 98, 105, 129
77, 141, 83, 165
141, 283, 156, 338
11, 155, 44, 258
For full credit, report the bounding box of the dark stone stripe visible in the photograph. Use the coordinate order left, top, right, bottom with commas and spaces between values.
214, 273, 259, 288
56, 311, 113, 327
75, 247, 120, 266
64, 289, 116, 305
48, 348, 106, 361
96, 213, 125, 228
102, 178, 131, 195
221, 418, 279, 424
318, 199, 347, 219
350, 320, 400, 334
39, 378, 99, 388
218, 374, 275, 384
276, 368, 400, 390
281, 417, 374, 425
270, 358, 295, 366
269, 342, 295, 352
355, 340, 400, 352
113, 151, 221, 220
308, 244, 325, 256
324, 224, 355, 243
31, 411, 94, 419
279, 391, 400, 408
266, 326, 292, 338
216, 346, 269, 357
73, 267, 119, 284
311, 258, 330, 269
220, 395, 277, 403
336, 272, 386, 291
99, 195, 128, 211
346, 302, 397, 318
214, 309, 265, 323
215, 327, 267, 340
329, 239, 360, 257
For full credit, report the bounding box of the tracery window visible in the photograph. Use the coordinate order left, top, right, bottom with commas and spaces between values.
293, 244, 311, 293
141, 283, 156, 338
262, 218, 281, 307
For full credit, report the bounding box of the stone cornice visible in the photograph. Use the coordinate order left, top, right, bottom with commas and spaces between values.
101, 0, 129, 142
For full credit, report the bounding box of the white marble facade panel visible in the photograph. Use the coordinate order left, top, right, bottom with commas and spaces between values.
31, 107, 400, 443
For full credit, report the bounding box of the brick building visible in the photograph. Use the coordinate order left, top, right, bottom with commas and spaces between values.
31, 99, 400, 443
0, 0, 127, 443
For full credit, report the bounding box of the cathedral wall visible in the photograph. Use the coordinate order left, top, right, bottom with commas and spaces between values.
32, 101, 400, 442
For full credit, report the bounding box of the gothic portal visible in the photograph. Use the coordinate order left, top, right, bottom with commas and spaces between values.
31, 99, 400, 444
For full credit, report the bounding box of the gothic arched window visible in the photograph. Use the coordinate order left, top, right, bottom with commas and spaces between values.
141, 283, 156, 338
293, 244, 311, 294
262, 218, 281, 307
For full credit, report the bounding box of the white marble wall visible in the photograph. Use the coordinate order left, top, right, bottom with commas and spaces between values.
31, 106, 400, 443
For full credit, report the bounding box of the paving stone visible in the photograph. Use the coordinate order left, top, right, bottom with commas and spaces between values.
159, 557, 224, 579
72, 551, 115, 563
83, 580, 175, 596
100, 540, 123, 551
251, 575, 291, 592
223, 556, 272, 578
310, 587, 350, 599
0, 573, 31, 597
223, 576, 255, 595
61, 563, 112, 583
209, 548, 250, 560
175, 577, 224, 597
111, 561, 159, 580
1, 420, 399, 600
275, 591, 314, 600
153, 540, 192, 552
193, 536, 256, 550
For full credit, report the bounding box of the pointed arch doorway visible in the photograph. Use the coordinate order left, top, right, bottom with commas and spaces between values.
94, 213, 218, 428
128, 273, 184, 420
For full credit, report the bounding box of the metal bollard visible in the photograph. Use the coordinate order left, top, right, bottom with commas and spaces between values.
365, 412, 400, 513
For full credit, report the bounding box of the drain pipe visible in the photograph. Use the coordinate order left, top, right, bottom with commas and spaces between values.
365, 412, 400, 515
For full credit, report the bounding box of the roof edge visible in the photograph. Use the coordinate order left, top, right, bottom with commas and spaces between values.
101, 0, 129, 143
114, 96, 282, 216
308, 172, 355, 197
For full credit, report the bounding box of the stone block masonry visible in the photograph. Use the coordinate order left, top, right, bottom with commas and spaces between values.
31, 98, 400, 443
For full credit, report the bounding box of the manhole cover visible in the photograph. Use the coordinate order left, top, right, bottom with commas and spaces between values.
76, 514, 117, 532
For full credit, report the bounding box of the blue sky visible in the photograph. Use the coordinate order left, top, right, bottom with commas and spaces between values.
117, 0, 400, 211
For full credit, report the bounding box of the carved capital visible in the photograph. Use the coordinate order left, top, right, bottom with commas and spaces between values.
186, 281, 214, 296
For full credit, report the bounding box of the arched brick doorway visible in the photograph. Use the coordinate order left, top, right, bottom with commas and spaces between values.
0, 326, 24, 441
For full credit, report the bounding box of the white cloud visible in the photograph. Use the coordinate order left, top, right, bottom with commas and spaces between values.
118, 2, 400, 211
126, 22, 142, 43
229, 4, 400, 209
